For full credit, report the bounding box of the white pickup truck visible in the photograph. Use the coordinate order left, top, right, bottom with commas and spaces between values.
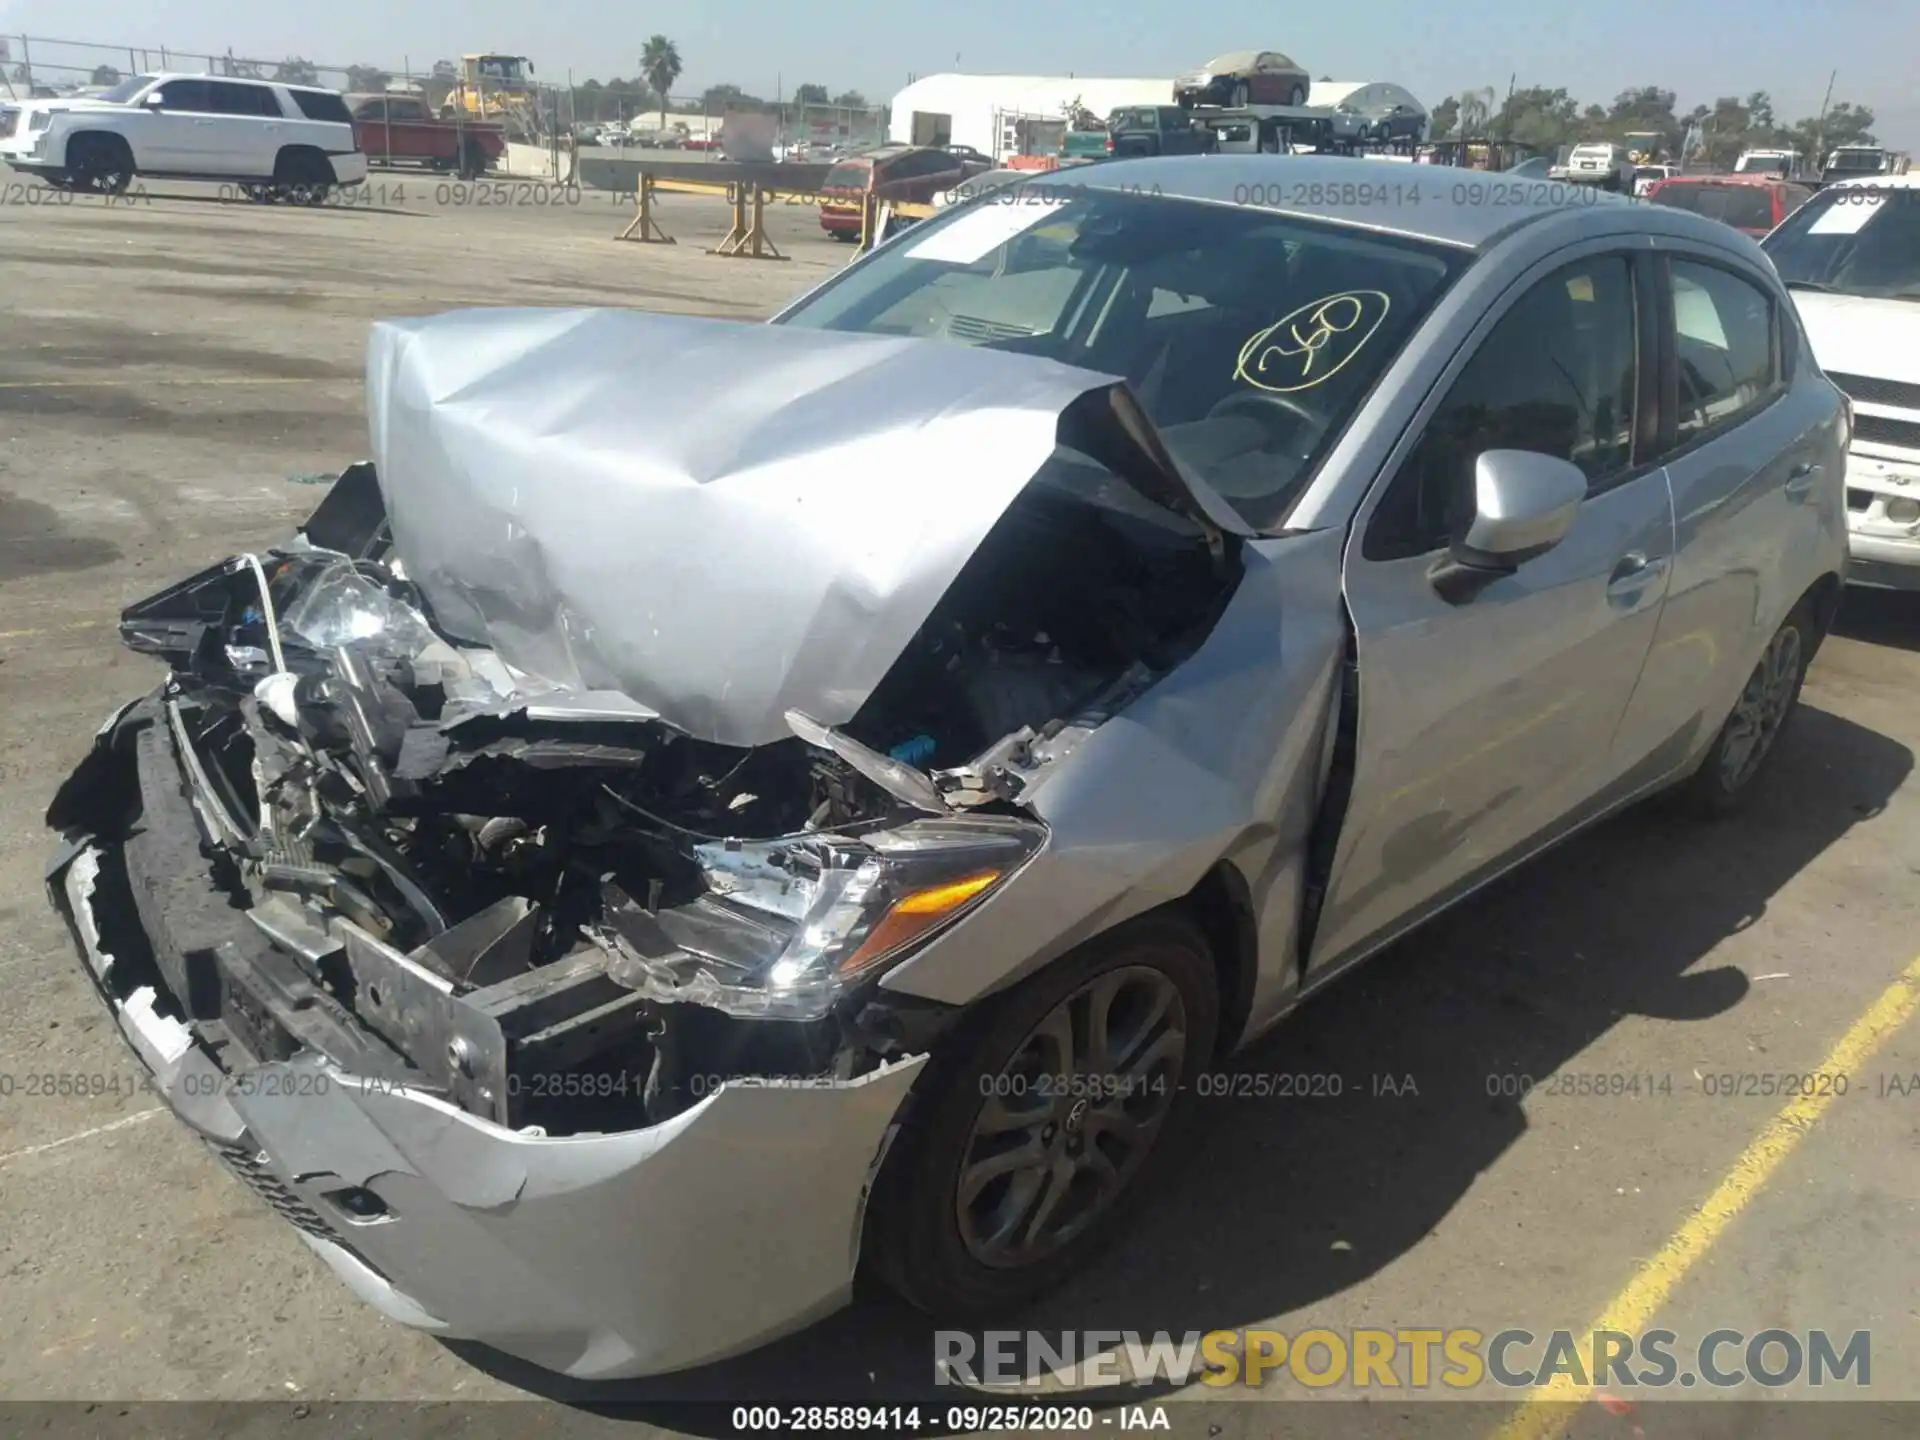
1763, 175, 1920, 588
0, 71, 366, 200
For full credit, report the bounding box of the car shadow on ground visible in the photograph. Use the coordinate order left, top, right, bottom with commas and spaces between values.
448, 703, 1912, 1426
1834, 585, 1920, 654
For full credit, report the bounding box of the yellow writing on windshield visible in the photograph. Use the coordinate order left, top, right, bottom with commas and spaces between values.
1235, 290, 1392, 393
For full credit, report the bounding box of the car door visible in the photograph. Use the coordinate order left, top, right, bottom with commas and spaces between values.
201, 80, 280, 177
1306, 247, 1677, 975
134, 78, 212, 171
1607, 249, 1838, 774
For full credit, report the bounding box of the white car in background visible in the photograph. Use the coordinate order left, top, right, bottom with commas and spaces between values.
1565, 141, 1633, 190
0, 71, 365, 200
1763, 175, 1920, 588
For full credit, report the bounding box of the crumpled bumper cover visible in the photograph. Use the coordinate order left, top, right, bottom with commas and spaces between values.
45, 694, 926, 1380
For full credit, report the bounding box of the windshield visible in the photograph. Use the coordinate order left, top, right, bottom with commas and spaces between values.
1650, 182, 1777, 231
1763, 187, 1920, 298
822, 161, 872, 191
774, 187, 1467, 529
1734, 154, 1789, 175
94, 75, 155, 104
1826, 150, 1884, 173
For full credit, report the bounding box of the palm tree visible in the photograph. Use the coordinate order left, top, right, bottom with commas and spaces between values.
641, 36, 682, 127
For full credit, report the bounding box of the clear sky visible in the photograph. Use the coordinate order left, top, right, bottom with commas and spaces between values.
7, 0, 1916, 149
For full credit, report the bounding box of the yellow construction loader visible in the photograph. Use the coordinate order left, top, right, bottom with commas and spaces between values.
440, 54, 545, 141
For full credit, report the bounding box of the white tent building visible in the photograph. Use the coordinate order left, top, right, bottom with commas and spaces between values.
888, 74, 1172, 159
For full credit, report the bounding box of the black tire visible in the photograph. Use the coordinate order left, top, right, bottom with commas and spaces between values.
273, 150, 334, 206
240, 183, 277, 204
43, 172, 74, 190
66, 134, 133, 195
830, 228, 858, 243
1288, 85, 1307, 107
1671, 604, 1814, 818
864, 909, 1219, 1318
1230, 81, 1251, 108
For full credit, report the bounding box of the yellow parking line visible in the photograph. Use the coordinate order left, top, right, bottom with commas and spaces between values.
0, 377, 347, 390
1491, 950, 1920, 1440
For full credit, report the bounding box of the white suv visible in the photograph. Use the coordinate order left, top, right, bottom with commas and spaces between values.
0, 72, 367, 202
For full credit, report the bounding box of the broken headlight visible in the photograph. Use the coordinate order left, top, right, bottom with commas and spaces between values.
601, 816, 1045, 1020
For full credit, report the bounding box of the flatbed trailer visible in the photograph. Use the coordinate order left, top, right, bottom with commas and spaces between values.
1188, 102, 1337, 154
1184, 103, 1422, 158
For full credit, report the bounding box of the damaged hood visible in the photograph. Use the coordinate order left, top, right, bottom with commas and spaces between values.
367, 308, 1247, 749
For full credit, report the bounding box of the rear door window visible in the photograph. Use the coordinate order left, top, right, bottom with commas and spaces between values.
205, 81, 281, 117
1668, 260, 1779, 443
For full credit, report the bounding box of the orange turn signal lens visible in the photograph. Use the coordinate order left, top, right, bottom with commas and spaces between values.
835, 870, 1003, 976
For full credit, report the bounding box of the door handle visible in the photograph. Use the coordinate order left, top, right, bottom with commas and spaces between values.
1607, 551, 1670, 598
1785, 461, 1822, 498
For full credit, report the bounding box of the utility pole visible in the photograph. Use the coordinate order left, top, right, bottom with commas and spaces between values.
1812, 68, 1836, 168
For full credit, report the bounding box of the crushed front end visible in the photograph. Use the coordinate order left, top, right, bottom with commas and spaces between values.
46, 309, 1251, 1377
43, 468, 985, 1378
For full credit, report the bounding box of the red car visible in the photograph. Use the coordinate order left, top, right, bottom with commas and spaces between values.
349, 93, 505, 180
817, 145, 971, 240
1643, 174, 1816, 237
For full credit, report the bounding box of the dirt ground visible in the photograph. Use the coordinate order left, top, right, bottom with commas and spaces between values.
1, 178, 1917, 1439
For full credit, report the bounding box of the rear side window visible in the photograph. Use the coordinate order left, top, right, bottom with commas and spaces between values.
205, 81, 282, 117
1669, 260, 1777, 444
823, 162, 870, 190
290, 89, 354, 125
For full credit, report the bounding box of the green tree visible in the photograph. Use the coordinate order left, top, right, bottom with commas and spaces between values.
1789, 100, 1876, 157
702, 82, 761, 112
346, 64, 391, 94
793, 82, 829, 105
641, 35, 683, 124
1428, 95, 1460, 141
274, 58, 320, 86
832, 89, 868, 109
90, 64, 121, 86
1602, 85, 1681, 154
1493, 85, 1580, 150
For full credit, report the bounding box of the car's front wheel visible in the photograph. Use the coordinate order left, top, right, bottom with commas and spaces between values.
866, 910, 1218, 1317
1674, 604, 1814, 817
66, 134, 133, 194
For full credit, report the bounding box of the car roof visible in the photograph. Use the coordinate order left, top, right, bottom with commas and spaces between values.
146, 71, 339, 95
1067, 152, 1760, 253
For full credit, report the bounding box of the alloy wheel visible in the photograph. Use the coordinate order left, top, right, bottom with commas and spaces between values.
1718, 624, 1803, 790
955, 965, 1187, 1269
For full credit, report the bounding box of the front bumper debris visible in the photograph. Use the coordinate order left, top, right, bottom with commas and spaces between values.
47, 697, 926, 1379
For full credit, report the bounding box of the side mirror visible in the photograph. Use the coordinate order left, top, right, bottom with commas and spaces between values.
1428, 449, 1587, 604
143, 91, 166, 108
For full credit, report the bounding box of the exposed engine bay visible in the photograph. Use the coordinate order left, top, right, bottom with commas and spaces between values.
55, 460, 1241, 1138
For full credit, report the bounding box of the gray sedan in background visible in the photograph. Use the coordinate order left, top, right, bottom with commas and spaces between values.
49, 155, 1846, 1379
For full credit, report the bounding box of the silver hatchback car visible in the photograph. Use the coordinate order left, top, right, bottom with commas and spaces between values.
47, 155, 1846, 1380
